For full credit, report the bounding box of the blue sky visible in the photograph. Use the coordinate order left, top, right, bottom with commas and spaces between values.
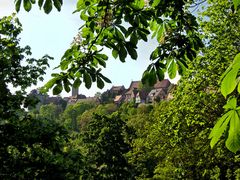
1, 0, 178, 97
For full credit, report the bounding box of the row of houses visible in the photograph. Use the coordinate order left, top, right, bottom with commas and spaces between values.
29, 79, 175, 110
111, 79, 175, 105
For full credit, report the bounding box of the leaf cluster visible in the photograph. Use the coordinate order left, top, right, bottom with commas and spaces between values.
17, 0, 204, 94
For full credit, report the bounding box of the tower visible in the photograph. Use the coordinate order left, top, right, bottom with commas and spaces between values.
72, 87, 79, 97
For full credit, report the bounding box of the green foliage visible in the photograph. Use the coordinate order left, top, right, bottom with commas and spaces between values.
126, 1, 240, 178
120, 103, 155, 179
14, 0, 63, 13
9, 0, 240, 179
221, 53, 240, 98
39, 103, 63, 120
61, 100, 96, 130
77, 103, 118, 132
0, 15, 82, 179
233, 0, 240, 10
208, 0, 240, 153
81, 113, 133, 179
209, 98, 240, 153
19, 0, 203, 94
1, 116, 83, 179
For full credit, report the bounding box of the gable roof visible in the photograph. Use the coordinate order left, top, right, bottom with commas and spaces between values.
110, 86, 125, 92
149, 88, 165, 97
128, 81, 140, 90
154, 79, 171, 89
125, 81, 140, 95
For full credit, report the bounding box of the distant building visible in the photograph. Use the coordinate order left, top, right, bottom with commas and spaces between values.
28, 89, 67, 111
166, 84, 177, 100
101, 85, 126, 104
147, 79, 172, 103
114, 95, 125, 106
68, 94, 87, 105
148, 88, 167, 103
110, 86, 125, 95
125, 81, 140, 102
154, 79, 171, 90
123, 79, 172, 104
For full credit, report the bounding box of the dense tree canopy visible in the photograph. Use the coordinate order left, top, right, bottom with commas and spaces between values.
1, 0, 240, 179
0, 15, 83, 179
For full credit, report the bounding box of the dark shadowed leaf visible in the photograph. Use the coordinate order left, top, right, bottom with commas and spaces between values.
15, 0, 22, 12
156, 68, 164, 80
63, 79, 71, 92
23, 0, 32, 12
53, 0, 62, 11
148, 69, 157, 86
73, 78, 82, 88
83, 72, 92, 89
126, 43, 137, 60
38, 0, 44, 8
53, 83, 63, 95
97, 77, 104, 89
100, 74, 111, 83
43, 0, 52, 14
119, 45, 127, 62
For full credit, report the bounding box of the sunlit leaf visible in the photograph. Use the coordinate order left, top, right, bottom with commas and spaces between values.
226, 110, 240, 153
44, 77, 57, 90
238, 81, 240, 94
221, 67, 238, 98
60, 60, 70, 70
168, 59, 177, 79
152, 0, 161, 7
157, 23, 165, 43
80, 11, 89, 21
233, 0, 240, 10
130, 0, 145, 10
223, 98, 237, 110
112, 49, 118, 59
209, 110, 232, 148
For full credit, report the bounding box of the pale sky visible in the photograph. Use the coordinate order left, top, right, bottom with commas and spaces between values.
0, 0, 178, 97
